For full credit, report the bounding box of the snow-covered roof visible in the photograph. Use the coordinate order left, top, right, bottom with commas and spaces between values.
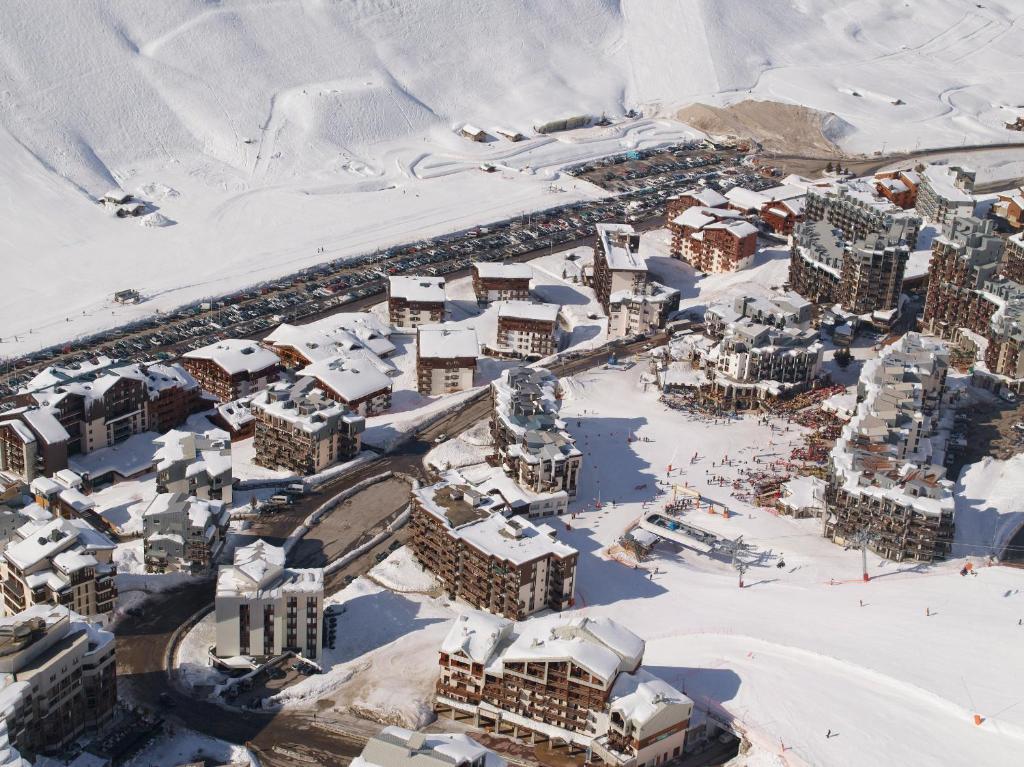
676, 187, 728, 208
474, 262, 534, 280
455, 512, 576, 566
389, 276, 446, 303
20, 408, 70, 444
609, 668, 692, 729
441, 611, 513, 664
497, 301, 560, 323
673, 205, 743, 230
724, 186, 769, 211
417, 325, 479, 359
301, 352, 393, 402
183, 339, 280, 375
218, 538, 324, 598
596, 223, 646, 271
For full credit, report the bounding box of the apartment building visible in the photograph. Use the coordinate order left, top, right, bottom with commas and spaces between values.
916, 165, 976, 227
28, 472, 96, 524
410, 479, 577, 620
491, 367, 581, 506
669, 206, 758, 272
250, 380, 365, 475
142, 492, 230, 573
1000, 231, 1024, 284
182, 339, 281, 402
0, 606, 116, 760
824, 335, 955, 562
265, 313, 396, 368
759, 197, 805, 236
473, 263, 533, 306
154, 429, 233, 504
435, 612, 693, 767
355, 727, 504, 767
695, 320, 823, 410
388, 276, 447, 329
494, 302, 561, 358
874, 168, 920, 209
299, 351, 394, 416
1, 510, 117, 624
664, 187, 728, 220
789, 219, 912, 318
921, 217, 1024, 385
215, 539, 324, 661
0, 415, 67, 484
591, 224, 679, 339
417, 326, 479, 395
704, 293, 812, 337
0, 361, 204, 485
804, 179, 921, 250
992, 187, 1024, 231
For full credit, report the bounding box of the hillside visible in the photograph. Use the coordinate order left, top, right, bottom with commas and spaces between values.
1, 0, 1023, 354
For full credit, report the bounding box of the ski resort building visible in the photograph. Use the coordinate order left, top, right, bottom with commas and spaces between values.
154, 429, 233, 504
916, 165, 976, 227
265, 313, 397, 368
250, 380, 365, 475
789, 219, 913, 319
992, 187, 1024, 231
922, 217, 1024, 386
823, 335, 955, 562
590, 224, 679, 339
665, 188, 728, 220
182, 339, 281, 402
1, 508, 117, 623
141, 492, 230, 573
0, 606, 116, 761
215, 540, 324, 661
803, 179, 921, 250
417, 326, 479, 395
299, 351, 394, 416
388, 276, 447, 329
874, 169, 920, 209
0, 360, 205, 484
435, 612, 693, 767
493, 302, 561, 358
490, 367, 581, 506
472, 263, 533, 305
410, 478, 577, 620
669, 206, 758, 272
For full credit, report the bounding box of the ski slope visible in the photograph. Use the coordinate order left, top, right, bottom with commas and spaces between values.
2, 0, 1024, 356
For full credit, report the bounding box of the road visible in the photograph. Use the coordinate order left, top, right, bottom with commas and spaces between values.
115, 334, 660, 766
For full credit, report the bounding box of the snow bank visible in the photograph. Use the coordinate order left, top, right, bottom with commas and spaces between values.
368, 546, 440, 594
954, 455, 1024, 559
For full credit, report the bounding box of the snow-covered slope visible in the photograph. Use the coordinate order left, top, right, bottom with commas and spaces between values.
2, 0, 1023, 355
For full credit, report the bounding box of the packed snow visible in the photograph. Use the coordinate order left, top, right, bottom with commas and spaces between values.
4, 0, 1024, 355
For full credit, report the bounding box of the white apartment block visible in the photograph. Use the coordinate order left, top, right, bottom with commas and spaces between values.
142, 492, 230, 573
491, 367, 581, 504
916, 165, 976, 228
215, 540, 324, 661
1, 509, 117, 624
154, 429, 233, 504
824, 334, 955, 562
250, 380, 366, 475
0, 606, 116, 761
417, 326, 479, 396
592, 224, 679, 340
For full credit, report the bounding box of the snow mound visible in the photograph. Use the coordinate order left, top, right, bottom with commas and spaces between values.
368, 546, 441, 594
139, 211, 175, 227
953, 455, 1024, 559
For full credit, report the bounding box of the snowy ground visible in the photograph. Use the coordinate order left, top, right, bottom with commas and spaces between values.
321, 355, 1024, 765
122, 728, 255, 767
174, 611, 224, 692
4, 1, 1023, 358
268, 575, 455, 728
550, 363, 1024, 767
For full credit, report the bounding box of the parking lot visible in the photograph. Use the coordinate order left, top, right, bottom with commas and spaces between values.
1, 142, 764, 404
